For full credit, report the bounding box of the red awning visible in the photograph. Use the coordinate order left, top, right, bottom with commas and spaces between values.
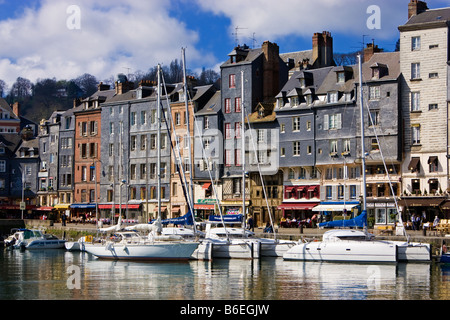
277, 203, 319, 210
202, 183, 212, 190
307, 185, 319, 192
285, 186, 295, 192
296, 186, 306, 192
98, 204, 140, 209
194, 204, 215, 210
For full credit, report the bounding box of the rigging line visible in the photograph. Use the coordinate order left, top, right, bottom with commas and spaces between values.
182, 74, 229, 239
160, 71, 196, 225
360, 74, 409, 241
243, 104, 276, 239
191, 103, 229, 241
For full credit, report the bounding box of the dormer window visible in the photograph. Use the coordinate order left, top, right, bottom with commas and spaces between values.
291, 96, 299, 107
306, 95, 313, 105
327, 92, 338, 104
337, 72, 345, 83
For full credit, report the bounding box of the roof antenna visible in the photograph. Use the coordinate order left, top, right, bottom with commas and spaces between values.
232, 26, 248, 47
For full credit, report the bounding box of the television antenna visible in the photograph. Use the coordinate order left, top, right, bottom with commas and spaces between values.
232, 26, 248, 47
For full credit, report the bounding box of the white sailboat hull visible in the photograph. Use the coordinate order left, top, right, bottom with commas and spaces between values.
283, 240, 398, 263
206, 239, 260, 259
259, 239, 297, 257
391, 241, 431, 262
84, 241, 199, 261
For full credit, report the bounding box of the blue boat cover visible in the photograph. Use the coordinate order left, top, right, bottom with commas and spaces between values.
318, 210, 367, 228
208, 214, 243, 223
161, 212, 194, 225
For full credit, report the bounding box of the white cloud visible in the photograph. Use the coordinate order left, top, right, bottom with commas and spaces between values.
0, 0, 208, 90
195, 0, 407, 42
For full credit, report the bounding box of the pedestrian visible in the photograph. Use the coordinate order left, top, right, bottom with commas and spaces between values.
61, 213, 66, 226
247, 215, 254, 231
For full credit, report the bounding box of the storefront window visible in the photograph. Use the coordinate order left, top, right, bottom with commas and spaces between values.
387, 208, 397, 224
375, 208, 386, 224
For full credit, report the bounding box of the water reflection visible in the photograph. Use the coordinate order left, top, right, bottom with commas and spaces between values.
0, 249, 449, 300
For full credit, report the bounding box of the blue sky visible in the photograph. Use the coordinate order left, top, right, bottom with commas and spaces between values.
0, 0, 449, 91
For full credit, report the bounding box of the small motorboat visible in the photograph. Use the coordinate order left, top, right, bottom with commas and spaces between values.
5, 228, 66, 250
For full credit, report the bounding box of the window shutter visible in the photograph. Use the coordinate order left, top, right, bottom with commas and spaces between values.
320, 186, 326, 201
323, 115, 329, 130
336, 114, 342, 129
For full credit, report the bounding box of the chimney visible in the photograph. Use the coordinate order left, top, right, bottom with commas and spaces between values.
312, 31, 334, 68
408, 0, 428, 19
363, 42, 382, 63
12, 102, 19, 118
261, 41, 281, 102
115, 81, 134, 95
73, 98, 81, 108
97, 82, 110, 91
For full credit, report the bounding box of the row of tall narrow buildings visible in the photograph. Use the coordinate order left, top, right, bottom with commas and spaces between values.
0, 0, 449, 229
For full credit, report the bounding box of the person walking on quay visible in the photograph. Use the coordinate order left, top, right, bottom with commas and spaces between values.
61, 213, 66, 226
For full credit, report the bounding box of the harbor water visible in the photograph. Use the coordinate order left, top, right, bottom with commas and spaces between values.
1, 249, 450, 301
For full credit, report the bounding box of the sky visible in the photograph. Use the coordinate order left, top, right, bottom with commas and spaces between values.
0, 0, 449, 92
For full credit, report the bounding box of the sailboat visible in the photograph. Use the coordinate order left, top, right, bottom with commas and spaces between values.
283, 55, 402, 263
83, 65, 199, 261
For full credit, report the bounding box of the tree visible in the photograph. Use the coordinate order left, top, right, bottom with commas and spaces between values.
0, 80, 7, 97
74, 73, 98, 97
9, 77, 33, 100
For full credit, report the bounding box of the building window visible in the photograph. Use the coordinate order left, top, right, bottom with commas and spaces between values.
235, 122, 241, 139
337, 72, 345, 83
326, 186, 332, 200
369, 86, 380, 100
225, 123, 231, 139
371, 138, 379, 151
350, 185, 357, 199
343, 139, 351, 154
293, 141, 300, 156
131, 112, 136, 126
411, 36, 421, 51
141, 135, 147, 150
327, 92, 338, 103
429, 72, 439, 79
324, 114, 342, 130
280, 123, 285, 133
130, 164, 136, 180
0, 160, 6, 172
412, 125, 421, 145
412, 179, 420, 194
204, 116, 210, 129
257, 129, 264, 143
280, 147, 285, 157
229, 74, 236, 88
292, 117, 300, 132
130, 135, 137, 151
369, 110, 379, 126
411, 63, 420, 80
291, 96, 299, 106
140, 111, 146, 125
330, 140, 338, 155
429, 104, 438, 110
225, 98, 231, 113
175, 112, 181, 125
411, 92, 420, 112
235, 97, 241, 112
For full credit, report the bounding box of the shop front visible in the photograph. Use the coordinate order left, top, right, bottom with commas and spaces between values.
278, 202, 319, 228
398, 197, 445, 229
194, 198, 217, 220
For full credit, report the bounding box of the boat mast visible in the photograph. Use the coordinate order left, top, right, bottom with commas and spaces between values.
358, 55, 367, 229
182, 48, 196, 232
157, 64, 162, 220
241, 70, 246, 231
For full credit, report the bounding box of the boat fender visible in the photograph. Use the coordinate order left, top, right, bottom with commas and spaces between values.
105, 242, 113, 251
